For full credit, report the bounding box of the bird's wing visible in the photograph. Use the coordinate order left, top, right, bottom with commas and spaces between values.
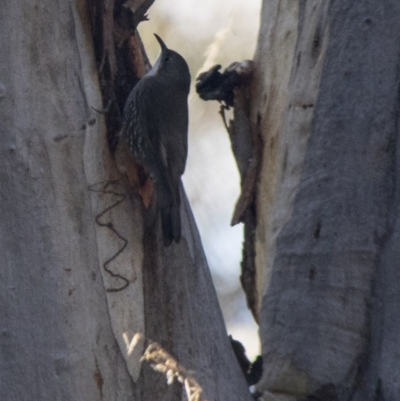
151, 83, 189, 179
121, 77, 173, 204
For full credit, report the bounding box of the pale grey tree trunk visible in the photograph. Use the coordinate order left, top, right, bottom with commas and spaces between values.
250, 1, 400, 400
0, 1, 251, 400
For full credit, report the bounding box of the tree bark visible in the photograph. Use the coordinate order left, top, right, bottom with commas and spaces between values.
252, 1, 400, 400
0, 1, 251, 400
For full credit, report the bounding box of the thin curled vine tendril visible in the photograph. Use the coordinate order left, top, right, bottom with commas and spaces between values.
88, 179, 130, 292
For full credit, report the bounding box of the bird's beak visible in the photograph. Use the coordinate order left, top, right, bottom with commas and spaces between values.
146, 34, 168, 77
154, 34, 168, 51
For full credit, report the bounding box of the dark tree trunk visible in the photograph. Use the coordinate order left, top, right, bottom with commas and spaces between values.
248, 1, 400, 400
0, 1, 251, 400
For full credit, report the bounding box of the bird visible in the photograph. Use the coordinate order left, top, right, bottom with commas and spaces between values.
118, 34, 191, 246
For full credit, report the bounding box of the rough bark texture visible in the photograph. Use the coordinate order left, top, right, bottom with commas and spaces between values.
253, 1, 400, 400
0, 1, 252, 400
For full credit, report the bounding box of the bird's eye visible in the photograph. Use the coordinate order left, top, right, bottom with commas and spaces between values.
164, 55, 170, 62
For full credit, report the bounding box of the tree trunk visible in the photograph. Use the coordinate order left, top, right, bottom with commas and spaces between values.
251, 1, 400, 400
0, 1, 251, 400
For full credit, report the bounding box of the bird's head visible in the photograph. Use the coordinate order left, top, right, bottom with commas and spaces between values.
148, 34, 191, 91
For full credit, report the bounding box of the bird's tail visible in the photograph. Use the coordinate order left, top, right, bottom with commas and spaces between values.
161, 201, 181, 246
157, 177, 181, 246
